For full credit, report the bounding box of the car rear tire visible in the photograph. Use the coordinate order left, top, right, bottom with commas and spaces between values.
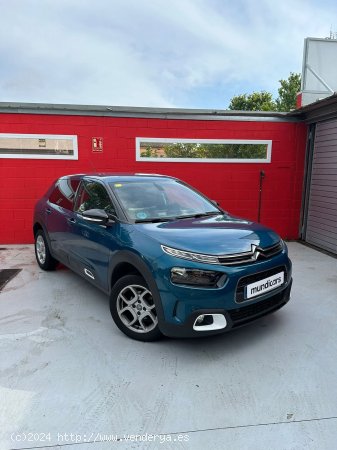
34, 230, 58, 271
110, 274, 162, 341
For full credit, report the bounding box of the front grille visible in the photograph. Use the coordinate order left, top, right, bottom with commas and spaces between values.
218, 241, 283, 266
235, 265, 287, 303
162, 241, 283, 266
259, 241, 283, 259
229, 290, 288, 327
218, 251, 255, 265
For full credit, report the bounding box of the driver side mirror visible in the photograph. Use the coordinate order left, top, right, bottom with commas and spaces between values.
82, 209, 115, 226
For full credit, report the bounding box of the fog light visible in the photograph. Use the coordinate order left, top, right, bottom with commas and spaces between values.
196, 315, 205, 324
170, 267, 226, 287
193, 314, 227, 331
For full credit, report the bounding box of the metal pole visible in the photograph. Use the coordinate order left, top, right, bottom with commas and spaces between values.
258, 170, 265, 223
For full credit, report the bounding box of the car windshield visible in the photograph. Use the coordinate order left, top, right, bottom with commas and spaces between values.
109, 179, 221, 222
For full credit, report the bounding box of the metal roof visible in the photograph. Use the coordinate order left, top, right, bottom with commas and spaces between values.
289, 93, 337, 123
0, 101, 301, 122
3, 98, 337, 123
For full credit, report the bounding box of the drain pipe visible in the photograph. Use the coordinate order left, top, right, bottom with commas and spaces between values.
258, 170, 265, 223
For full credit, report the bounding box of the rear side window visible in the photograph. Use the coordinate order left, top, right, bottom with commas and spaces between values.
49, 178, 80, 210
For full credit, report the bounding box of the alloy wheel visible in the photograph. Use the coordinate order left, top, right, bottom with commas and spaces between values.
36, 235, 46, 264
116, 284, 158, 333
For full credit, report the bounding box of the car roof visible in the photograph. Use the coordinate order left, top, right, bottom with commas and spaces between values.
59, 173, 177, 182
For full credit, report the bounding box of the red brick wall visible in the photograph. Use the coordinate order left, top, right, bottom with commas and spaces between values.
0, 113, 307, 243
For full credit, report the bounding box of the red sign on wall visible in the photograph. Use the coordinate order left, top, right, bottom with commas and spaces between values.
92, 137, 103, 152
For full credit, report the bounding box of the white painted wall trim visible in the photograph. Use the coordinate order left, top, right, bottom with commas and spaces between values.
136, 138, 272, 163
0, 133, 78, 159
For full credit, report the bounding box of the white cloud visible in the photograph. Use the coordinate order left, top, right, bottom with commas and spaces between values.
0, 0, 336, 107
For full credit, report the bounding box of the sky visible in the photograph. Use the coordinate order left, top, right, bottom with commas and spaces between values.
0, 0, 337, 109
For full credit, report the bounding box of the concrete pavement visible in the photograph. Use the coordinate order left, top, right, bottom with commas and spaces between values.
0, 243, 336, 450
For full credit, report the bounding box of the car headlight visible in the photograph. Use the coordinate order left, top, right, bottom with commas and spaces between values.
171, 267, 227, 288
281, 239, 288, 253
161, 245, 219, 264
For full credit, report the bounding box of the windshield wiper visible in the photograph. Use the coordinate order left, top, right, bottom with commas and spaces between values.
135, 212, 223, 223
173, 212, 222, 220
135, 217, 174, 223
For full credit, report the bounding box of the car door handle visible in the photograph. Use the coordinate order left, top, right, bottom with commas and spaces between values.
46, 208, 51, 214
67, 218, 76, 224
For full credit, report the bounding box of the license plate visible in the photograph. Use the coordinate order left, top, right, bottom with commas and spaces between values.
245, 271, 284, 299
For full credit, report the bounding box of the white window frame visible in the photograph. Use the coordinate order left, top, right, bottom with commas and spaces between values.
0, 133, 78, 159
136, 138, 272, 163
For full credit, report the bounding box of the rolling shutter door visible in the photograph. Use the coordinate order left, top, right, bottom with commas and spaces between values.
305, 119, 337, 255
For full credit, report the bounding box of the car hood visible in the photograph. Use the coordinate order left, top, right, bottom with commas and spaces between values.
134, 214, 281, 255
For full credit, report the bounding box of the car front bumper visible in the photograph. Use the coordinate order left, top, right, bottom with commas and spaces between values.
158, 279, 292, 338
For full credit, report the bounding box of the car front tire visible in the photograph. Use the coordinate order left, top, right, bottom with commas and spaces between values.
34, 230, 58, 271
110, 274, 162, 341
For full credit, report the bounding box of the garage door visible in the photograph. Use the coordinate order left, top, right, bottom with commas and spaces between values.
305, 119, 337, 255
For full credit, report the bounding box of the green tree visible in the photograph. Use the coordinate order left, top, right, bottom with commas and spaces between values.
164, 143, 203, 158
228, 91, 276, 111
275, 72, 301, 111
228, 72, 301, 112
141, 142, 267, 159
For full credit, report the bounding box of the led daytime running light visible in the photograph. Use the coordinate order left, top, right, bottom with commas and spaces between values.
161, 245, 219, 264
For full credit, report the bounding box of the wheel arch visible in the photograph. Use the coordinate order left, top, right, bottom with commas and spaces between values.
108, 251, 165, 326
32, 221, 56, 258
110, 262, 142, 288
33, 222, 44, 237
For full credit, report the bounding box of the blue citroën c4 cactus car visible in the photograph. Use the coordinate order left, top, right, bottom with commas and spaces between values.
33, 174, 292, 341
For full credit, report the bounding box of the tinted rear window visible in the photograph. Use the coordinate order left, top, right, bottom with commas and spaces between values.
49, 178, 80, 210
